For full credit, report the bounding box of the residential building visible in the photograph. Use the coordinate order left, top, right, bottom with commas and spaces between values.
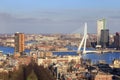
14, 32, 25, 56
97, 19, 106, 45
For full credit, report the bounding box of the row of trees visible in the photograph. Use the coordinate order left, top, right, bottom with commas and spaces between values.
0, 61, 55, 80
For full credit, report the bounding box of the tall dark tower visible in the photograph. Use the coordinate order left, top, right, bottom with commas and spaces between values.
14, 32, 25, 56
100, 29, 109, 48
114, 32, 120, 50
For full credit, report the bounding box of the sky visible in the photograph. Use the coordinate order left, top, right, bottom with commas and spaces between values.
0, 0, 120, 34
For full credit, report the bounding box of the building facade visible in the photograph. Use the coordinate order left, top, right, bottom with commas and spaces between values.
14, 32, 25, 55
114, 32, 120, 50
97, 19, 106, 45
100, 29, 109, 48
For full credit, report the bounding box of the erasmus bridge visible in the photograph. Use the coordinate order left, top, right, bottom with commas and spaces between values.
77, 23, 120, 54
53, 23, 98, 54
53, 23, 120, 54
77, 23, 101, 54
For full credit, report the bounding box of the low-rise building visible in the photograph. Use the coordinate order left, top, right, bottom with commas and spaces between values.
113, 59, 120, 68
95, 72, 113, 80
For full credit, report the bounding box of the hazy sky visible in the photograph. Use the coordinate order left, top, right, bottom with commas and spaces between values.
0, 0, 120, 34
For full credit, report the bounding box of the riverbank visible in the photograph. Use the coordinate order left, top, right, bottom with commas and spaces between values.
0, 46, 30, 54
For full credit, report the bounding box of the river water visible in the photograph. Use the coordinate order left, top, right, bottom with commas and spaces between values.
0, 46, 120, 64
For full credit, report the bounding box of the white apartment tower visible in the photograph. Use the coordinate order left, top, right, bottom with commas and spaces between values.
97, 19, 106, 45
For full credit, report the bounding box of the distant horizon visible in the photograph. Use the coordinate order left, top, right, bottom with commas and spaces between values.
0, 0, 120, 33
0, 32, 118, 35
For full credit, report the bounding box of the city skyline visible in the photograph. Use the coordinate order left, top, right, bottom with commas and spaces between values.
0, 0, 120, 33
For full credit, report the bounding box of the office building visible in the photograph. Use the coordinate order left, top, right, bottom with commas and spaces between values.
114, 32, 120, 50
100, 29, 109, 48
14, 32, 25, 55
97, 19, 106, 45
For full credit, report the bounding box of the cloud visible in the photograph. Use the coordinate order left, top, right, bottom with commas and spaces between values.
0, 9, 120, 34
109, 16, 120, 19
0, 12, 56, 33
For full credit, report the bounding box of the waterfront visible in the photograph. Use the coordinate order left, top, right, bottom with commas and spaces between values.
1, 46, 120, 64
53, 52, 120, 64
0, 46, 30, 54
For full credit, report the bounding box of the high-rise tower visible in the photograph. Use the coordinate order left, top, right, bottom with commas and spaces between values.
97, 19, 106, 45
14, 32, 25, 55
100, 29, 109, 48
